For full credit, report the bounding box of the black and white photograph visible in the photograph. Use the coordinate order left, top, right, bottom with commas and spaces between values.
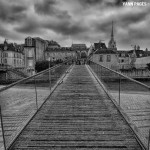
0, 0, 150, 149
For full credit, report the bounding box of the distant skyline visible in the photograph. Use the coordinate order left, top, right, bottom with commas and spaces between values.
0, 0, 150, 50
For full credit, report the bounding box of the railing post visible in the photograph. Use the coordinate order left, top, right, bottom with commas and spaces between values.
0, 106, 6, 150
100, 66, 102, 78
119, 75, 121, 106
49, 61, 51, 93
34, 76, 38, 110
148, 129, 150, 150
97, 64, 99, 77
95, 64, 97, 73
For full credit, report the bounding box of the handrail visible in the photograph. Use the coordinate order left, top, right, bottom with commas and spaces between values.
0, 59, 72, 93
89, 61, 150, 90
87, 64, 147, 150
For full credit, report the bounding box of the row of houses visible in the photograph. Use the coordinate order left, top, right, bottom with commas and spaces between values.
89, 41, 150, 71
1, 38, 150, 73
0, 37, 88, 76
0, 40, 24, 68
24, 37, 88, 75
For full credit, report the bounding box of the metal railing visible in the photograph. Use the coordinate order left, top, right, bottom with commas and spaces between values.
0, 64, 28, 79
88, 61, 150, 150
119, 63, 149, 70
0, 59, 73, 150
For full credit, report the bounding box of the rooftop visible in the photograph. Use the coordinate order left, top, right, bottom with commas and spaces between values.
94, 42, 107, 50
94, 49, 116, 54
0, 42, 24, 54
45, 47, 73, 52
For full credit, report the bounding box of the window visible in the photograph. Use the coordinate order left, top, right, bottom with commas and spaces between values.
26, 37, 33, 46
14, 59, 16, 66
107, 55, 111, 62
28, 60, 33, 67
4, 53, 8, 57
28, 50, 33, 57
4, 59, 7, 64
99, 55, 103, 62
121, 59, 124, 63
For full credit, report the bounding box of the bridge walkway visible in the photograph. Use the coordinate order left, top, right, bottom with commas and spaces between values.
9, 65, 143, 150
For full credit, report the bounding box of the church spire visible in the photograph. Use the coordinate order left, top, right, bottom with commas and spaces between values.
111, 21, 114, 39
108, 21, 117, 51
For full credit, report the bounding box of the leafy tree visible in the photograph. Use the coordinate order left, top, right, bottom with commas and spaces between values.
147, 63, 150, 71
35, 61, 51, 72
35, 59, 63, 72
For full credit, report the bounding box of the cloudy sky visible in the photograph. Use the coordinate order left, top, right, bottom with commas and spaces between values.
0, 0, 150, 50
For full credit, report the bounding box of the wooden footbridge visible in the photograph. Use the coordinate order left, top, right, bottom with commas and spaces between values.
1, 59, 150, 150
4, 65, 144, 150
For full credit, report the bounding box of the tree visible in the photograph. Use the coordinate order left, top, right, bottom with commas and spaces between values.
35, 60, 63, 72
147, 63, 150, 71
35, 61, 51, 72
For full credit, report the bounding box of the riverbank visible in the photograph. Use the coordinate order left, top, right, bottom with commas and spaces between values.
111, 91, 150, 142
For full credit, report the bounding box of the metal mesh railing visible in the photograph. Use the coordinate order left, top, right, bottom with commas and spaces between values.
89, 61, 150, 150
0, 59, 73, 150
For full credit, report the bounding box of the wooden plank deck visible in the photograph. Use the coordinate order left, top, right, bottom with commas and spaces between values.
9, 65, 143, 150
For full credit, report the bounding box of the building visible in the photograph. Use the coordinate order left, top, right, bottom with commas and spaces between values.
71, 44, 87, 50
71, 44, 88, 63
34, 37, 48, 61
0, 40, 24, 68
117, 51, 130, 69
117, 47, 150, 70
24, 37, 48, 75
94, 41, 107, 51
24, 37, 36, 75
108, 21, 117, 51
135, 56, 150, 68
45, 40, 75, 61
88, 41, 108, 57
90, 42, 119, 70
47, 40, 60, 49
45, 47, 76, 62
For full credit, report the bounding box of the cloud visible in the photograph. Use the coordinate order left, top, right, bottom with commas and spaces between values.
15, 19, 41, 34
34, 0, 71, 20
118, 7, 150, 26
34, 0, 57, 15
45, 23, 87, 36
0, 0, 149, 50
0, 0, 27, 23
79, 0, 103, 6
0, 23, 25, 42
129, 20, 150, 39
